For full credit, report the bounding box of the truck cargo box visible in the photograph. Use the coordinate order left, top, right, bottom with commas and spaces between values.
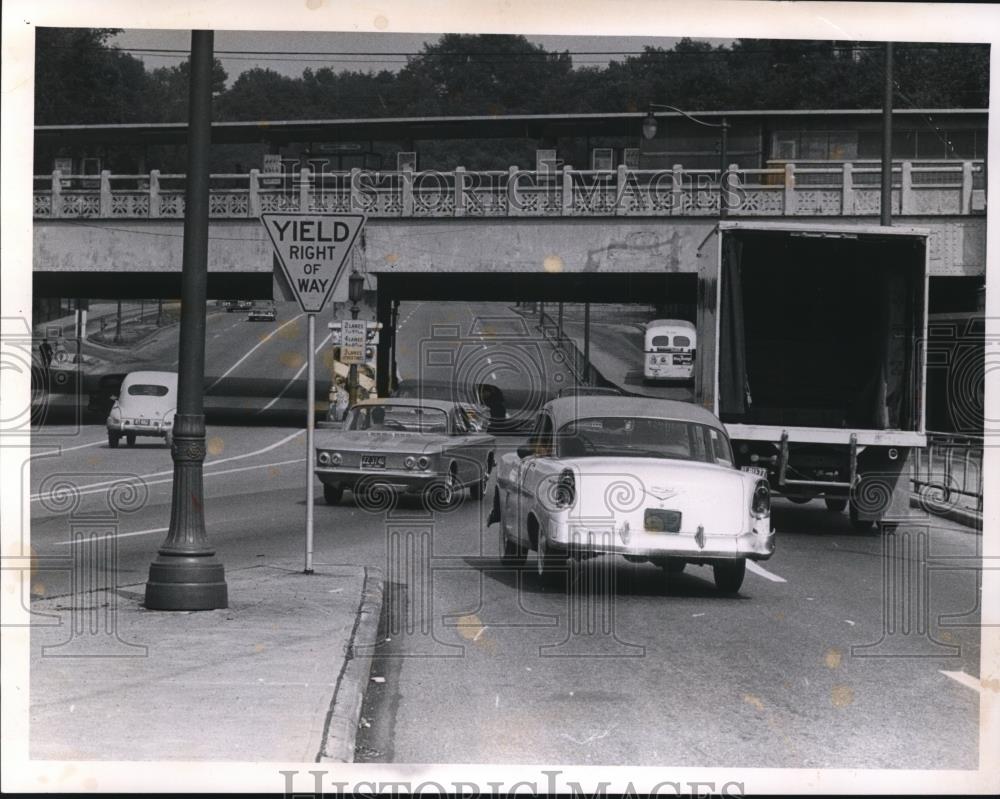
697, 221, 929, 448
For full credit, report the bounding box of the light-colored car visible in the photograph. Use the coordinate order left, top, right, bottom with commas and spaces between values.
247, 302, 277, 321
315, 398, 496, 507
643, 319, 696, 383
106, 371, 177, 448
489, 396, 774, 593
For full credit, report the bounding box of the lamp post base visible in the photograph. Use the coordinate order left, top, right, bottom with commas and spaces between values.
144, 554, 228, 610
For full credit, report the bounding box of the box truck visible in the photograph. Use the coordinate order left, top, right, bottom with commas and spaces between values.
694, 221, 929, 533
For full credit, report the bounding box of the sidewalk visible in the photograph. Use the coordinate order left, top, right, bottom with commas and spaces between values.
30, 561, 383, 762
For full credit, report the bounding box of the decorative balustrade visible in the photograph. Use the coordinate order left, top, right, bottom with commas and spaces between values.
33, 160, 986, 220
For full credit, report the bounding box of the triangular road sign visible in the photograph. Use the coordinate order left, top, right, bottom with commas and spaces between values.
261, 213, 366, 313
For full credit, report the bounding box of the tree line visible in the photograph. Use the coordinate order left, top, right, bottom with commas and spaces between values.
35, 29, 989, 127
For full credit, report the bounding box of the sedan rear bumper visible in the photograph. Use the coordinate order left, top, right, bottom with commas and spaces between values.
315, 466, 438, 492
547, 523, 775, 561
107, 421, 169, 437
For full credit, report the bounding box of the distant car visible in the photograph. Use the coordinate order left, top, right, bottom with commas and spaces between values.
488, 396, 774, 594
106, 371, 177, 448
314, 398, 496, 507
643, 319, 696, 383
247, 303, 277, 321
556, 385, 623, 398
391, 379, 491, 433
224, 300, 253, 313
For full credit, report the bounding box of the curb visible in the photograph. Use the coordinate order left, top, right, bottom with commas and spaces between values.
909, 495, 982, 531
317, 566, 385, 763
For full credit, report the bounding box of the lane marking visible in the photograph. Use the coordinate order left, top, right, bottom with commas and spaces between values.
49, 457, 306, 545
33, 438, 106, 454
54, 526, 168, 546
940, 670, 981, 693
206, 311, 305, 391
746, 561, 787, 583
30, 429, 305, 503
258, 331, 333, 412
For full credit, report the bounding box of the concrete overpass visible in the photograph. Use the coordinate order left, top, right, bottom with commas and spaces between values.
33, 160, 986, 298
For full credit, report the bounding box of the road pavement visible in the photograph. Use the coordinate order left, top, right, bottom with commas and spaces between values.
23, 298, 986, 769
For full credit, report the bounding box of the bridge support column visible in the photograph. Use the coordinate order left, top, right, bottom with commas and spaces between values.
376, 289, 394, 397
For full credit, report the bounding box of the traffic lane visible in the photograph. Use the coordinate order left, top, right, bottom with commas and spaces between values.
27, 424, 305, 494
395, 301, 580, 407
359, 501, 979, 767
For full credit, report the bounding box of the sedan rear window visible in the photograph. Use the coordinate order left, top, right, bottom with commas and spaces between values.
558, 416, 733, 466
127, 384, 169, 397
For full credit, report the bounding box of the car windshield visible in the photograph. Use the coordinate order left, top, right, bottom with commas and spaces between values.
126, 384, 169, 397
557, 416, 734, 465
346, 404, 449, 434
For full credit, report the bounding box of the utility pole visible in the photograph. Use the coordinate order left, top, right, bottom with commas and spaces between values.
145, 30, 228, 610
881, 42, 894, 227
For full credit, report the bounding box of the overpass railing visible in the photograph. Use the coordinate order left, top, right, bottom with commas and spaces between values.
912, 431, 984, 522
33, 160, 986, 220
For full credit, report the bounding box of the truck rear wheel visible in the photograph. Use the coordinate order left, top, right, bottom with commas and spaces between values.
849, 501, 874, 532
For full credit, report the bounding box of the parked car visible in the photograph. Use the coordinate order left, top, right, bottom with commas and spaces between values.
488, 396, 774, 593
106, 371, 177, 448
247, 302, 277, 321
391, 379, 491, 433
315, 398, 496, 507
643, 319, 696, 383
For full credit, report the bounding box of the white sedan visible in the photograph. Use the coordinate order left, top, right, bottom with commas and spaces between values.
488, 396, 775, 594
106, 371, 177, 448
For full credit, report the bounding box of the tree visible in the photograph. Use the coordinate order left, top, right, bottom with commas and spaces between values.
35, 27, 149, 124
144, 58, 228, 122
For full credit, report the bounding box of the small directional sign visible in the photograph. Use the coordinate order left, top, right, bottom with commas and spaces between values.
340, 319, 368, 364
261, 213, 366, 313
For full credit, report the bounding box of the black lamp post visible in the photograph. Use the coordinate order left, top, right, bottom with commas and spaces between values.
144, 30, 227, 611
347, 267, 364, 406
642, 104, 731, 217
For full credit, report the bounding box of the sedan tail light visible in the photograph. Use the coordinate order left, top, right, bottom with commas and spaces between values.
554, 469, 575, 508
751, 480, 770, 519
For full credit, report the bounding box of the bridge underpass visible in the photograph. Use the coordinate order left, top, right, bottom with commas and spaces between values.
374, 271, 698, 400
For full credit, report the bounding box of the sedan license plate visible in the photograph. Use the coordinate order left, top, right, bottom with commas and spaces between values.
741, 465, 769, 477
644, 508, 682, 533
361, 454, 386, 470
137, 419, 151, 426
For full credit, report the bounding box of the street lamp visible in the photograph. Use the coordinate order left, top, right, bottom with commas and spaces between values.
144, 30, 227, 610
641, 104, 731, 217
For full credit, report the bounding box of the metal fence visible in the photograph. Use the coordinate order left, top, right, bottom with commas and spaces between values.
912, 431, 984, 519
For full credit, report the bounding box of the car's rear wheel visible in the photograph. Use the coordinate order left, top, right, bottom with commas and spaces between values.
108, 432, 120, 448
787, 496, 812, 505
500, 530, 527, 566
660, 557, 686, 574
534, 527, 567, 576
825, 497, 848, 513
713, 559, 746, 595
125, 433, 136, 447
164, 429, 173, 449
427, 471, 459, 509
323, 484, 343, 505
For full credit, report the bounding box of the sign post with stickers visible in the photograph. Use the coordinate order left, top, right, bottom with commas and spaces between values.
261, 212, 366, 574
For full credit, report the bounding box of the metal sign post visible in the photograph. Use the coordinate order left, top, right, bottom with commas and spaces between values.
261, 212, 366, 574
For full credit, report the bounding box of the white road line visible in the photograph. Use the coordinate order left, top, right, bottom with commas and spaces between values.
746, 561, 787, 583
45, 457, 306, 520
940, 670, 982, 693
206, 311, 305, 391
30, 429, 305, 503
258, 331, 332, 413
486, 357, 493, 365
34, 438, 106, 453
54, 526, 168, 546
49, 456, 306, 544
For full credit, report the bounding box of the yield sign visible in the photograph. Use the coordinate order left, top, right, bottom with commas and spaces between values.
261, 212, 366, 313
